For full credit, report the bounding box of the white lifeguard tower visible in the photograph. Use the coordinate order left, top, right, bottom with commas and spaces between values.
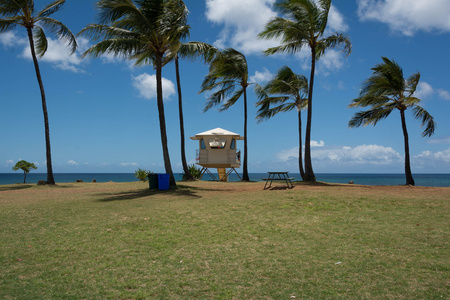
190, 128, 243, 181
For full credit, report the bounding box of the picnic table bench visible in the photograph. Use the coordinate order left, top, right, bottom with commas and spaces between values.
262, 172, 294, 189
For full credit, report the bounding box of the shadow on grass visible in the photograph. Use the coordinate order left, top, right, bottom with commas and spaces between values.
266, 186, 294, 190
298, 181, 342, 186
293, 181, 365, 188
0, 184, 35, 191
96, 184, 220, 202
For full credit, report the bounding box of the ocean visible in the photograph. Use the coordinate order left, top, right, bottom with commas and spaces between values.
1, 172, 449, 187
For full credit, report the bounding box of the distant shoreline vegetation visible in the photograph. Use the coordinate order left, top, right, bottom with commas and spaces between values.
0, 173, 449, 187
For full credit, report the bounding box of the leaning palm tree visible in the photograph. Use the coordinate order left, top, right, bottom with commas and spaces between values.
259, 0, 351, 182
199, 48, 252, 181
165, 10, 218, 181
79, 0, 188, 186
0, 0, 77, 185
255, 66, 308, 180
349, 57, 436, 186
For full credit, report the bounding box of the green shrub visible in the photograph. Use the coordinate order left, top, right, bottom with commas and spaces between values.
182, 164, 203, 180
134, 168, 150, 182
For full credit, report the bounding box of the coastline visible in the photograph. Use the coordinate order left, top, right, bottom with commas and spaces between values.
1, 173, 449, 187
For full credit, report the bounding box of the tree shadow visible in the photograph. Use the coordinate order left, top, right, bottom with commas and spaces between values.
95, 184, 219, 202
295, 181, 350, 187
266, 186, 293, 190
0, 184, 34, 192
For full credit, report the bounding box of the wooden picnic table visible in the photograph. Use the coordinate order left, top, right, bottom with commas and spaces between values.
262, 172, 294, 189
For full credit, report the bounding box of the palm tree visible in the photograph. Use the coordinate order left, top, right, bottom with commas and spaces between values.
79, 0, 188, 186
255, 66, 308, 180
0, 0, 77, 185
165, 10, 218, 181
199, 48, 252, 181
259, 0, 351, 182
349, 57, 436, 186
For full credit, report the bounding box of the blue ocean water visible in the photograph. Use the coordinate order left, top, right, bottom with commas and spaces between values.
0, 172, 449, 187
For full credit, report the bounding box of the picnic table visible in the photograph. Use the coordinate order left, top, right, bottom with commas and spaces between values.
262, 172, 294, 189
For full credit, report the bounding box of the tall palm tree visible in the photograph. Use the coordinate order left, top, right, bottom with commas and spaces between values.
255, 66, 308, 180
79, 0, 188, 186
165, 11, 218, 181
349, 57, 436, 186
199, 48, 252, 181
259, 0, 351, 182
0, 0, 77, 185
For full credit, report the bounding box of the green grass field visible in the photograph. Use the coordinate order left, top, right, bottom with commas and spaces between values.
1, 181, 449, 299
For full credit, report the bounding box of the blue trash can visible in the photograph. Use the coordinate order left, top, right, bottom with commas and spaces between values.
158, 174, 170, 190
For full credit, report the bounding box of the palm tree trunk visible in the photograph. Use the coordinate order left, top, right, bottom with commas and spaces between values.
400, 110, 415, 185
26, 27, 55, 185
304, 47, 316, 182
155, 53, 176, 186
175, 56, 193, 180
242, 87, 250, 181
298, 110, 305, 180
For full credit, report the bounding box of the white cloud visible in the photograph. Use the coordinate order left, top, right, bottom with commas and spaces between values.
250, 68, 273, 84
311, 140, 325, 147
276, 142, 402, 166
328, 5, 350, 32
277, 147, 299, 162
357, 0, 450, 36
205, 0, 349, 60
205, 0, 279, 54
2, 31, 89, 73
317, 49, 347, 75
0, 31, 27, 48
131, 73, 175, 100
276, 140, 324, 161
428, 136, 450, 144
21, 37, 86, 73
295, 47, 348, 75
5, 159, 14, 166
120, 162, 138, 167
205, 0, 349, 75
438, 89, 450, 100
310, 144, 402, 165
67, 160, 79, 166
414, 81, 434, 99
413, 83, 450, 101
414, 148, 450, 164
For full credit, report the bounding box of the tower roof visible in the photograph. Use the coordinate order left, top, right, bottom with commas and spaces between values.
190, 127, 244, 140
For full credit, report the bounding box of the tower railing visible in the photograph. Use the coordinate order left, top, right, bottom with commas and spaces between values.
195, 149, 240, 164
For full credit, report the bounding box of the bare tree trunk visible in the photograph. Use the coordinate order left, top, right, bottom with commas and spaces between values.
26, 27, 55, 185
400, 110, 415, 185
298, 110, 305, 180
155, 54, 176, 186
242, 87, 250, 181
23, 171, 27, 184
304, 47, 316, 182
175, 56, 193, 180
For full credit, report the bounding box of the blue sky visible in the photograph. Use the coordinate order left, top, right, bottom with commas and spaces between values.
1, 0, 450, 174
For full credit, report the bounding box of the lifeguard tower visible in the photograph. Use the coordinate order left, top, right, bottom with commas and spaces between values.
190, 128, 243, 181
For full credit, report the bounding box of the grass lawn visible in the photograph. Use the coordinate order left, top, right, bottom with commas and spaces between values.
0, 180, 449, 299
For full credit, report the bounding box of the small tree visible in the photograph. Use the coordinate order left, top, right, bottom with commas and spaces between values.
134, 168, 150, 182
12, 160, 37, 184
182, 164, 202, 180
